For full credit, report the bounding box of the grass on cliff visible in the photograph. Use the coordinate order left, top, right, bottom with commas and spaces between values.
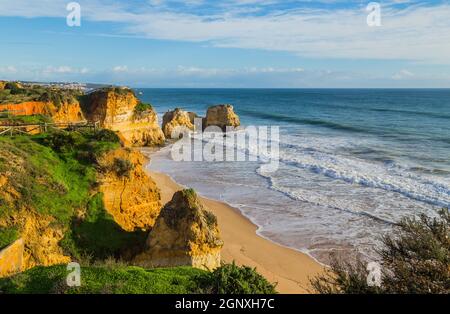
0, 263, 277, 294
0, 113, 53, 125
0, 129, 145, 260
0, 226, 19, 250
0, 83, 82, 107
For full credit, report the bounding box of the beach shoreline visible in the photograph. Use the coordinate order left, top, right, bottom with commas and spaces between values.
144, 160, 325, 294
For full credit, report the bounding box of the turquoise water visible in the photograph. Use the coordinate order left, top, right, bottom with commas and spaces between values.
137, 88, 450, 263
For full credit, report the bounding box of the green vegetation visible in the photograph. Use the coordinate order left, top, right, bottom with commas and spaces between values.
0, 130, 145, 260
0, 263, 277, 294
134, 102, 153, 114
64, 193, 147, 260
0, 83, 82, 107
0, 226, 19, 250
311, 209, 450, 294
111, 158, 134, 178
0, 113, 53, 125
0, 265, 206, 294
202, 262, 278, 294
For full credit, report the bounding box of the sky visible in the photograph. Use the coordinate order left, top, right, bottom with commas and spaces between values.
0, 0, 450, 88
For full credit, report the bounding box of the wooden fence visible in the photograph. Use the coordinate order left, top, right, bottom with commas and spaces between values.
0, 121, 100, 136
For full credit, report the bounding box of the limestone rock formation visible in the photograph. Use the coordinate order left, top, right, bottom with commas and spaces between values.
83, 88, 165, 146
97, 148, 162, 232
162, 108, 195, 139
0, 101, 85, 123
205, 104, 240, 131
0, 149, 71, 275
0, 239, 24, 277
134, 189, 223, 271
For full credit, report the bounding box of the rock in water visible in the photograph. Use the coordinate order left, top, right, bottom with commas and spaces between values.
205, 104, 240, 131
134, 189, 223, 271
162, 108, 195, 139
83, 87, 165, 146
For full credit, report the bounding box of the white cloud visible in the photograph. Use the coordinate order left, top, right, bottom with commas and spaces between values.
1, 1, 450, 63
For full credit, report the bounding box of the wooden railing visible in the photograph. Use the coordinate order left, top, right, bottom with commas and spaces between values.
0, 121, 100, 136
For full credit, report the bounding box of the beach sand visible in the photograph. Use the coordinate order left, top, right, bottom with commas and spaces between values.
148, 170, 325, 294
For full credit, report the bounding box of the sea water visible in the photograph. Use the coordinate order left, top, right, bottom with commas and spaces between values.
137, 88, 450, 264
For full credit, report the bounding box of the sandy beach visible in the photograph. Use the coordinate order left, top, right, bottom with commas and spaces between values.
148, 169, 325, 294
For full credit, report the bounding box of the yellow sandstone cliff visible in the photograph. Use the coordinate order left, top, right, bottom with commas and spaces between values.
0, 101, 85, 123
83, 88, 165, 146
134, 189, 223, 271
97, 148, 162, 232
0, 151, 70, 276
162, 108, 195, 139
205, 104, 240, 131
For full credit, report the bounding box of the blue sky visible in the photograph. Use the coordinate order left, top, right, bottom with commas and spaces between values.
1, 0, 450, 87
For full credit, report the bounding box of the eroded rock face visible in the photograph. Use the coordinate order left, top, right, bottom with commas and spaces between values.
205, 104, 240, 131
0, 81, 6, 90
0, 101, 85, 123
162, 108, 195, 139
97, 148, 162, 232
0, 150, 71, 275
134, 189, 223, 271
83, 88, 165, 146
0, 239, 23, 277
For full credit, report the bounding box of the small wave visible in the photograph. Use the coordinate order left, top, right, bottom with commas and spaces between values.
256, 167, 397, 225
238, 109, 371, 134
370, 107, 450, 120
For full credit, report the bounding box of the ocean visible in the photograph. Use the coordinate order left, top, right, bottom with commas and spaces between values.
136, 88, 450, 264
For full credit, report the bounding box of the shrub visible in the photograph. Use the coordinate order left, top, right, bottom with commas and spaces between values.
201, 262, 277, 294
5, 82, 25, 95
112, 158, 134, 178
134, 102, 153, 114
0, 226, 19, 250
311, 208, 450, 294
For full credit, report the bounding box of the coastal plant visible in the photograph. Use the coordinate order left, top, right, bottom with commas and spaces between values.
0, 226, 19, 250
200, 262, 278, 294
311, 208, 450, 294
111, 157, 134, 178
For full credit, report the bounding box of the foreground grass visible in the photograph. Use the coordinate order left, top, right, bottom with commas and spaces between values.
0, 265, 208, 294
0, 262, 278, 294
0, 130, 145, 259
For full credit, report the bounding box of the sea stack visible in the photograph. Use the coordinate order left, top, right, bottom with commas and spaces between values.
83, 87, 165, 146
205, 104, 240, 131
134, 189, 223, 271
162, 108, 195, 139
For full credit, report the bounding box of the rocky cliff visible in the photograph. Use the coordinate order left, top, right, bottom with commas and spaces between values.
0, 132, 163, 277
162, 108, 195, 139
83, 88, 165, 146
205, 104, 240, 131
97, 148, 162, 232
134, 189, 223, 271
0, 101, 85, 123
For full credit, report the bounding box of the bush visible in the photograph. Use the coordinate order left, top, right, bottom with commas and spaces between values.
201, 262, 277, 294
4, 82, 25, 95
311, 209, 450, 294
0, 226, 19, 250
134, 102, 153, 114
112, 158, 134, 178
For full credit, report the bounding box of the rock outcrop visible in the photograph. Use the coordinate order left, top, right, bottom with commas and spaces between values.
0, 101, 85, 123
162, 108, 195, 139
0, 239, 24, 277
83, 88, 165, 146
205, 104, 240, 131
0, 149, 71, 276
97, 148, 162, 232
134, 189, 223, 271
0, 81, 6, 90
